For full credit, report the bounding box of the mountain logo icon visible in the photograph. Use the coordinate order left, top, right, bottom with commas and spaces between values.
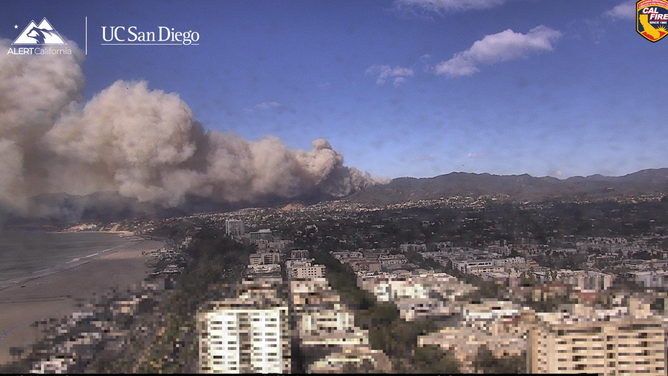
12, 18, 67, 45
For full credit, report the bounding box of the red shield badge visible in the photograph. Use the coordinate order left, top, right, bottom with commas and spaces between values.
637, 0, 668, 42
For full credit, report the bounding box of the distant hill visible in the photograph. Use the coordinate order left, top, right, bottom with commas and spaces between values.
345, 168, 668, 205
3, 168, 668, 227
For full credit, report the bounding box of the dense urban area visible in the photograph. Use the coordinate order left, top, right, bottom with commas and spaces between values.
4, 193, 668, 374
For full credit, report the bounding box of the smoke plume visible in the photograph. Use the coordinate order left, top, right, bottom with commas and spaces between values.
0, 39, 384, 220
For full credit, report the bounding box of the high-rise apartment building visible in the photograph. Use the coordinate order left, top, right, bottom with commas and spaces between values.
249, 229, 273, 243
225, 219, 245, 237
198, 279, 290, 373
526, 303, 666, 375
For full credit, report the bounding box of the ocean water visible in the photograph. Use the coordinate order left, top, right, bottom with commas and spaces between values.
0, 232, 134, 287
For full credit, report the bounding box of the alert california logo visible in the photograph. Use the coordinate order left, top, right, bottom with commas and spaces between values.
7, 17, 72, 55
637, 0, 668, 42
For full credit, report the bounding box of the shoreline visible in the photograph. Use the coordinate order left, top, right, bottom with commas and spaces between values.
0, 238, 165, 365
0, 242, 134, 292
46, 230, 137, 237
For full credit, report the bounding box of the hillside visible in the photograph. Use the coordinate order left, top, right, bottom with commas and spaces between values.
345, 169, 668, 205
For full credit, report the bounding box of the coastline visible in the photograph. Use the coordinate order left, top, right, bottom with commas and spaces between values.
46, 230, 136, 237
0, 238, 164, 365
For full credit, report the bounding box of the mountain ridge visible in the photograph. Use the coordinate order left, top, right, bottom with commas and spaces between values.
3, 168, 667, 226
345, 168, 668, 205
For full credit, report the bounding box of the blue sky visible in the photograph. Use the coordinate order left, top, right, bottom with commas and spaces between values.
2, 0, 666, 180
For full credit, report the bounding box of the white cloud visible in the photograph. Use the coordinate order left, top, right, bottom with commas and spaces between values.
467, 152, 487, 158
244, 101, 286, 112
393, 77, 407, 87
365, 65, 414, 86
434, 26, 562, 77
254, 101, 283, 110
605, 1, 635, 20
394, 0, 508, 13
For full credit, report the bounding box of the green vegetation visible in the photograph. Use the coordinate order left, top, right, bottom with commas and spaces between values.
534, 252, 588, 270
313, 249, 376, 310
446, 267, 504, 301
472, 345, 525, 374
313, 249, 461, 373
90, 227, 253, 373
519, 270, 538, 287
528, 294, 577, 313
631, 250, 653, 260
404, 250, 445, 271
413, 345, 460, 374
342, 358, 376, 373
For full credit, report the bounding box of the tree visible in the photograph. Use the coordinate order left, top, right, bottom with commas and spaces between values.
413, 345, 460, 373
473, 345, 525, 374
342, 358, 376, 373
520, 271, 536, 287
631, 250, 652, 260
473, 345, 497, 373
651, 297, 666, 312
9, 347, 24, 360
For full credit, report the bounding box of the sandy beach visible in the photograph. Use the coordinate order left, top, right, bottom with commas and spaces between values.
0, 238, 164, 365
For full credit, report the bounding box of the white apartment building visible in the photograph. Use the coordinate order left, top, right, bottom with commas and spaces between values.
453, 257, 527, 275
249, 252, 281, 265
331, 251, 363, 261
247, 264, 281, 275
297, 305, 356, 334
396, 297, 452, 321
290, 278, 339, 312
225, 219, 245, 236
358, 272, 475, 304
289, 278, 371, 352
249, 229, 273, 243
555, 270, 615, 291
358, 276, 430, 302
255, 239, 292, 251
285, 259, 314, 269
308, 347, 392, 373
285, 259, 326, 279
378, 254, 408, 266
461, 299, 521, 334
289, 264, 326, 279
630, 271, 668, 288
454, 260, 504, 275
399, 243, 427, 253
198, 281, 290, 374
290, 249, 310, 259
494, 256, 526, 266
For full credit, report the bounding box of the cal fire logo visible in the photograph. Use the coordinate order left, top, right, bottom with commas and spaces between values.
12, 18, 66, 45
637, 0, 668, 42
